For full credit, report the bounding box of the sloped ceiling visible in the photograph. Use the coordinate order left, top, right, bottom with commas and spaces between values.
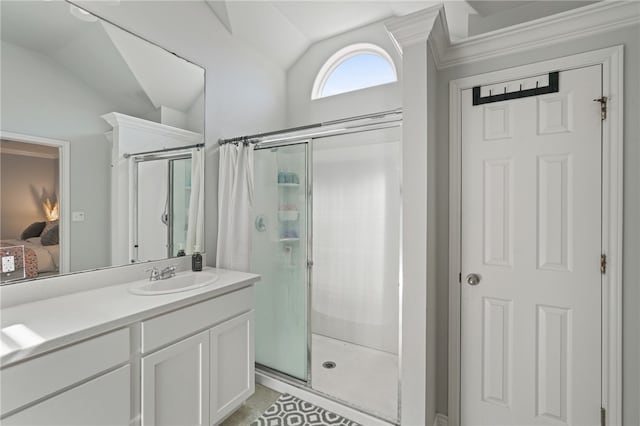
205, 0, 599, 69
207, 0, 442, 68
1, 1, 153, 116
1, 1, 203, 119
102, 22, 204, 112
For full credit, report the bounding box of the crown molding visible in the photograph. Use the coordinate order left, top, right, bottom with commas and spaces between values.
387, 1, 640, 69
101, 112, 203, 144
385, 5, 446, 54
440, 1, 639, 69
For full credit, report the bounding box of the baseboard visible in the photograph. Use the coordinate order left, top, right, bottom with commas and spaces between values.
433, 413, 448, 426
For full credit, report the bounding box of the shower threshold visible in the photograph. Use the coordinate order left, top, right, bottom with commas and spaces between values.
255, 365, 398, 426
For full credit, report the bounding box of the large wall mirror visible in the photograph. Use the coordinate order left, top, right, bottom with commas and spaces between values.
0, 1, 205, 284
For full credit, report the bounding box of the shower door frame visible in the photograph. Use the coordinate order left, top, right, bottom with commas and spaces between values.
253, 124, 403, 425
253, 139, 314, 385
131, 151, 192, 262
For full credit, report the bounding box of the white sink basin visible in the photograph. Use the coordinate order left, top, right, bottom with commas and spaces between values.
129, 271, 219, 295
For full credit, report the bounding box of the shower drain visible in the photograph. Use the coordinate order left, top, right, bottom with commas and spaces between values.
322, 361, 336, 369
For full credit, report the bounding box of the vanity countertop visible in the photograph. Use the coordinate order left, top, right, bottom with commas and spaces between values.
0, 267, 259, 366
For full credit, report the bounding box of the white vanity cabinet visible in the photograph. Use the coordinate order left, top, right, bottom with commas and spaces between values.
1, 282, 257, 426
0, 328, 131, 426
140, 286, 255, 426
2, 366, 131, 426
142, 331, 210, 426
209, 310, 254, 424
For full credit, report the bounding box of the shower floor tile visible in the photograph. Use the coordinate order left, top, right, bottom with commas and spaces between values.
311, 333, 398, 422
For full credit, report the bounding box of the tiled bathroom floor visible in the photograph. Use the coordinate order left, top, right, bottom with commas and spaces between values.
311, 333, 398, 422
220, 384, 281, 425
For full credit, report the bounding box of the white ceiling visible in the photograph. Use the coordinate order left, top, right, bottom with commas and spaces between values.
205, 0, 598, 69
269, 1, 440, 42
1, 1, 204, 119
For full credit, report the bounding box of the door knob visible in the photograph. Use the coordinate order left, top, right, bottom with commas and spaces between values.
466, 273, 481, 286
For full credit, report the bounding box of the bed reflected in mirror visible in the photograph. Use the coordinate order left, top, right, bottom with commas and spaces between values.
1, 139, 63, 282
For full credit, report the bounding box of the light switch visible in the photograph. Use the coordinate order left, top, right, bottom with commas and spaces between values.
72, 211, 85, 222
2, 255, 15, 273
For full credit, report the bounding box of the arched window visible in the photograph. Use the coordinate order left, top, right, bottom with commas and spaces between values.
311, 43, 397, 99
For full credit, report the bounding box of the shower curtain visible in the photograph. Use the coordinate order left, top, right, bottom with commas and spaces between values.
185, 148, 204, 254
216, 143, 254, 271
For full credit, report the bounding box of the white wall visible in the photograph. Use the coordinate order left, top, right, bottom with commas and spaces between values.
1, 40, 112, 272
0, 153, 58, 239
433, 24, 640, 424
77, 0, 288, 265
287, 20, 402, 126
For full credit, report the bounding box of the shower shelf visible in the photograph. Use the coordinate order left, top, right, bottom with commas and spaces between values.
278, 211, 299, 221
277, 183, 299, 187
278, 238, 300, 242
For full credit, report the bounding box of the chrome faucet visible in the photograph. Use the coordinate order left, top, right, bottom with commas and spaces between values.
146, 267, 161, 281
146, 265, 176, 281
159, 265, 177, 280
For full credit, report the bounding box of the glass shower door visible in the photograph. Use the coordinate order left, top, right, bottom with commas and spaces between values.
251, 142, 309, 381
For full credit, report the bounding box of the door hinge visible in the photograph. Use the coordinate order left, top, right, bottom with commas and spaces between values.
601, 407, 606, 426
601, 254, 607, 274
458, 272, 462, 283
594, 96, 608, 120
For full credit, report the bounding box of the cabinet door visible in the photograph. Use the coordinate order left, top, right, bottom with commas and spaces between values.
142, 330, 209, 426
210, 310, 255, 424
3, 365, 130, 426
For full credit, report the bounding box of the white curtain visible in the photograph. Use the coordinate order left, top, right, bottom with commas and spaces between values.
185, 148, 204, 254
216, 143, 255, 271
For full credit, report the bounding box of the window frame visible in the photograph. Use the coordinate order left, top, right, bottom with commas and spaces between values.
311, 43, 397, 100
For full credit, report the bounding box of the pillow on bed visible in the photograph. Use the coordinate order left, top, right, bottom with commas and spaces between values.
41, 224, 59, 246
20, 221, 46, 240
42, 220, 58, 235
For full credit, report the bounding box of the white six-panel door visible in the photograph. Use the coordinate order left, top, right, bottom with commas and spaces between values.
460, 65, 602, 426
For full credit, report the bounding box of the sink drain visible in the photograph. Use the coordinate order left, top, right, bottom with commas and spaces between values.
322, 361, 336, 369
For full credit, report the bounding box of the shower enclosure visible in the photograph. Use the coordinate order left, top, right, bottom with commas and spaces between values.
248, 113, 402, 423
133, 154, 193, 262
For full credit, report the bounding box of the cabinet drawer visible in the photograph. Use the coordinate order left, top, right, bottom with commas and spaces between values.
2, 365, 130, 426
141, 286, 254, 354
0, 327, 130, 416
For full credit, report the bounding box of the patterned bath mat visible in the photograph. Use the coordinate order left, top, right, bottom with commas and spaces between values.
251, 393, 361, 426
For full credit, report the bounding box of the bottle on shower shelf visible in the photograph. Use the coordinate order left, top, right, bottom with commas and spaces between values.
281, 229, 299, 239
